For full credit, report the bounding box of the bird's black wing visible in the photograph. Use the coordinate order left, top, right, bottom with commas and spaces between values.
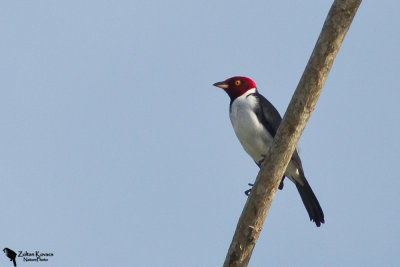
252, 92, 281, 137
253, 92, 305, 174
10, 250, 16, 258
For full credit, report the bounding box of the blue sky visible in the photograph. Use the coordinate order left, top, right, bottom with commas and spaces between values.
0, 0, 399, 266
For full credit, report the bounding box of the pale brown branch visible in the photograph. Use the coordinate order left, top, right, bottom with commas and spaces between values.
223, 0, 362, 266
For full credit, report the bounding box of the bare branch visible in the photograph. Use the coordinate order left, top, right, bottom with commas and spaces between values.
223, 0, 362, 266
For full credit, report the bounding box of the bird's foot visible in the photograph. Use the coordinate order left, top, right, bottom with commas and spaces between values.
245, 178, 284, 195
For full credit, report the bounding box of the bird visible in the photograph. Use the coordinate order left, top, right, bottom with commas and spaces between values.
213, 76, 324, 227
3, 248, 17, 267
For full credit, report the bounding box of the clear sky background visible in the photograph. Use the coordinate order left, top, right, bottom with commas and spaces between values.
0, 1, 399, 266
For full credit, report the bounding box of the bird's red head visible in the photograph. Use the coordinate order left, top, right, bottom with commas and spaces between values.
213, 76, 257, 100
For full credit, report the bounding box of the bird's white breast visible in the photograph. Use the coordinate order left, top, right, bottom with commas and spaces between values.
229, 89, 273, 164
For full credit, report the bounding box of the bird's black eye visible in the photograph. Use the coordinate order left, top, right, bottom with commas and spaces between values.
235, 80, 241, 86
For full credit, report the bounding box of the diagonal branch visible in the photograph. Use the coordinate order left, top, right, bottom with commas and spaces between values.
223, 0, 362, 266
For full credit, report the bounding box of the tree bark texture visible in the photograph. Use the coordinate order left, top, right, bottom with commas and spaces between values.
223, 0, 362, 266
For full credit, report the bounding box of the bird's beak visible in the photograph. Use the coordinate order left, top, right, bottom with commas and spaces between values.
213, 81, 228, 89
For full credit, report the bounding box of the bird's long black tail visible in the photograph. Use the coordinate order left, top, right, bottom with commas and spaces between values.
12, 258, 16, 267
295, 179, 324, 227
